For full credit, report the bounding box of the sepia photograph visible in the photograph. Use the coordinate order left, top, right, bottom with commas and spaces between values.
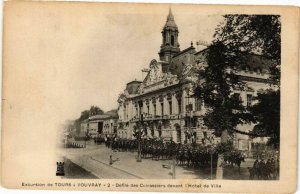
58, 6, 280, 181
1, 1, 298, 193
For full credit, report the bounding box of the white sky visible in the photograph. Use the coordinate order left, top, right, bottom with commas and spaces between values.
5, 3, 224, 121
60, 6, 223, 120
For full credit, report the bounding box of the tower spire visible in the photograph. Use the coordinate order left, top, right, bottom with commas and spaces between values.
168, 5, 173, 19
164, 6, 176, 28
159, 7, 180, 63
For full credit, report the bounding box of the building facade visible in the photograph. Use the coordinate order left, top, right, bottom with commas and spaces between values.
117, 9, 275, 149
86, 114, 118, 138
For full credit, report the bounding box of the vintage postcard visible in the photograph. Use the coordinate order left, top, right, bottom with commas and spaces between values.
1, 1, 299, 193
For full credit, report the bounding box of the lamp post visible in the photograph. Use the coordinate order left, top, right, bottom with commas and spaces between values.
185, 90, 193, 144
209, 143, 216, 180
210, 149, 213, 180
136, 114, 143, 162
84, 133, 87, 148
172, 155, 176, 179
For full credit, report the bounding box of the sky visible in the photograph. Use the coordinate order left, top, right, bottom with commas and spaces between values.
4, 2, 224, 122
64, 5, 223, 120
63, 4, 223, 120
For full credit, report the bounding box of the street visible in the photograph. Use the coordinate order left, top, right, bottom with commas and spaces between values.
58, 140, 254, 179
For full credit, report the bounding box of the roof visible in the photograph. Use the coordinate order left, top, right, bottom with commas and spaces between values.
105, 109, 118, 118
126, 80, 142, 95
126, 80, 142, 85
241, 53, 273, 71
194, 47, 209, 56
172, 45, 195, 58
163, 8, 178, 29
194, 48, 273, 71
88, 114, 111, 121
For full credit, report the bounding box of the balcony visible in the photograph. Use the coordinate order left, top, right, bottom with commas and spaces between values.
193, 110, 203, 117
162, 115, 170, 119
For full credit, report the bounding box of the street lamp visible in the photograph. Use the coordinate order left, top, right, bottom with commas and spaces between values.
209, 143, 216, 180
136, 114, 143, 162
84, 133, 87, 148
185, 91, 193, 144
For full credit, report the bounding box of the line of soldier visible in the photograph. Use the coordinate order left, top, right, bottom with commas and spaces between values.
65, 141, 85, 148
248, 158, 279, 180
100, 138, 246, 169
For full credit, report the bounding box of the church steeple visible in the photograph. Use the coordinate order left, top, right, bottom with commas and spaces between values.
164, 7, 177, 28
159, 7, 180, 63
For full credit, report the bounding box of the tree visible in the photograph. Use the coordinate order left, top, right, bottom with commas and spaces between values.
89, 105, 104, 116
212, 15, 281, 147
214, 15, 281, 84
251, 90, 280, 148
215, 15, 281, 62
194, 41, 251, 142
193, 15, 281, 178
79, 110, 90, 121
74, 106, 104, 135
194, 41, 252, 179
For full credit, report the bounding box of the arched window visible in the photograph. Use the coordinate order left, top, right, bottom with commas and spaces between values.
171, 35, 175, 46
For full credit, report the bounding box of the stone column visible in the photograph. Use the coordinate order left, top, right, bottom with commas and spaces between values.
164, 95, 168, 116
126, 103, 129, 121
128, 103, 130, 121
137, 104, 140, 119
172, 94, 178, 115
132, 104, 136, 119
156, 98, 161, 116
190, 98, 195, 112
182, 89, 187, 114
123, 105, 126, 121
149, 100, 153, 118
143, 100, 147, 115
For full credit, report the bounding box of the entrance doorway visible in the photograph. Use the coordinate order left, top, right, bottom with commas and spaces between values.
98, 122, 103, 134
174, 123, 181, 143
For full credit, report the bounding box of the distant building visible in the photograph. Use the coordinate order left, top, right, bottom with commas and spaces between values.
117, 9, 275, 149
103, 117, 118, 137
86, 110, 118, 138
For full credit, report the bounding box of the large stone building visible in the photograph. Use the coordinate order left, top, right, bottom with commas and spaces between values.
117, 9, 274, 149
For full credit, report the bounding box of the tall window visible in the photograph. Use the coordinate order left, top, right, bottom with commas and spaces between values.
171, 35, 175, 46
161, 103, 164, 116
247, 94, 253, 107
169, 100, 172, 115
233, 93, 241, 102
147, 105, 150, 115
178, 98, 182, 113
195, 98, 202, 111
153, 104, 156, 116
138, 101, 143, 117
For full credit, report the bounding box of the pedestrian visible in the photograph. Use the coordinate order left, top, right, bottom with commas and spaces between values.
109, 155, 113, 165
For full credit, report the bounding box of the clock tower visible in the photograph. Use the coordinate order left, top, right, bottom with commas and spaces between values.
159, 8, 180, 63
